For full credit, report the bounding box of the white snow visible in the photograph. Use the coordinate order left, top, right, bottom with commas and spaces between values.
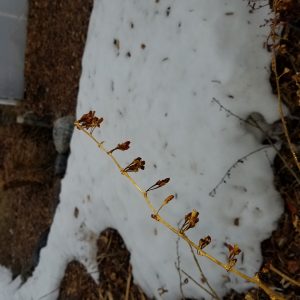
1, 1, 283, 299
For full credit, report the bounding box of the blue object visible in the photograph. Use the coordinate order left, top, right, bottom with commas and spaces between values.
0, 0, 28, 100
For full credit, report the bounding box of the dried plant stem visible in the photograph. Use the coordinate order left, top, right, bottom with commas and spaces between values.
125, 265, 132, 300
209, 145, 271, 197
270, 264, 300, 288
270, 6, 300, 173
75, 122, 285, 300
272, 54, 300, 172
175, 237, 186, 299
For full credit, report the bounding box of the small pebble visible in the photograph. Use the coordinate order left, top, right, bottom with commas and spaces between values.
53, 115, 75, 154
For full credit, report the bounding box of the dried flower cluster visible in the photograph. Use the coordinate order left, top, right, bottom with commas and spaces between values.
198, 235, 212, 251
156, 194, 175, 214
225, 243, 241, 271
109, 141, 131, 154
122, 157, 145, 173
180, 209, 200, 233
146, 178, 170, 192
75, 110, 103, 133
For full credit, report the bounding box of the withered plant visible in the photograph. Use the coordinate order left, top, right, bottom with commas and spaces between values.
75, 111, 300, 300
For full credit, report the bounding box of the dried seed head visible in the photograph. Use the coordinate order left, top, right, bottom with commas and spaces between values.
226, 243, 241, 260
180, 209, 200, 233
122, 157, 145, 173
146, 177, 170, 192
109, 141, 131, 153
198, 235, 211, 250
118, 141, 131, 151
157, 178, 170, 187
76, 111, 103, 133
225, 243, 241, 269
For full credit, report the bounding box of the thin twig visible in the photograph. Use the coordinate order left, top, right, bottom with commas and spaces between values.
270, 264, 300, 287
175, 236, 185, 299
125, 265, 132, 300
212, 98, 252, 126
209, 145, 270, 197
180, 269, 217, 299
271, 42, 300, 172
38, 287, 59, 300
211, 98, 300, 186
189, 244, 220, 300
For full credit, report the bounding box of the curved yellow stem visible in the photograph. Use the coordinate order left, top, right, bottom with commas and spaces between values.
75, 122, 285, 300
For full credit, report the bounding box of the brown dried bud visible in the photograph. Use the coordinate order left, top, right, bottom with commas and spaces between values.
122, 157, 145, 173
163, 194, 174, 205
76, 111, 104, 133
146, 178, 170, 192
198, 235, 211, 250
225, 243, 241, 269
226, 243, 241, 261
109, 141, 131, 154
151, 214, 159, 221
156, 178, 170, 188
180, 209, 199, 233
156, 194, 175, 214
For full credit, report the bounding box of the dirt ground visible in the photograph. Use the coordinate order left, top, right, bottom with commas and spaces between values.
0, 0, 93, 282
0, 0, 299, 299
58, 228, 149, 300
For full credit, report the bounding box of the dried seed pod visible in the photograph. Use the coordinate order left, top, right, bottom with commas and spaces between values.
75, 111, 103, 133
226, 243, 241, 260
157, 194, 175, 214
109, 141, 131, 154
146, 178, 170, 192
163, 194, 174, 205
122, 157, 145, 173
180, 209, 199, 233
198, 235, 211, 250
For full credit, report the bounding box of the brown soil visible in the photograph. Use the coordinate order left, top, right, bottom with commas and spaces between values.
58, 229, 149, 300
20, 0, 94, 119
0, 0, 93, 281
58, 260, 100, 300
